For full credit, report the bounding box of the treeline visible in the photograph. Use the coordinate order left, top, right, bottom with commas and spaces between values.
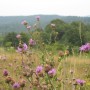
0, 19, 90, 51
0, 15, 90, 33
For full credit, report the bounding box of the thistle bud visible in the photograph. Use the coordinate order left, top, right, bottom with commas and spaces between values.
5, 76, 12, 84
19, 79, 26, 87
64, 50, 69, 56
33, 80, 39, 86
44, 64, 52, 73
58, 50, 64, 57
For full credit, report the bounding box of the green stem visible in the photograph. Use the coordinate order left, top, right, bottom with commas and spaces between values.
27, 77, 32, 84
8, 84, 11, 90
79, 22, 82, 45
47, 74, 55, 90
21, 53, 24, 65
22, 87, 24, 90
72, 85, 77, 90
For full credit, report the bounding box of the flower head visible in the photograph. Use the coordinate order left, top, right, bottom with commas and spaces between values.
12, 82, 20, 89
3, 69, 9, 76
29, 39, 36, 46
86, 43, 90, 50
36, 16, 40, 21
76, 79, 85, 86
80, 43, 90, 52
44, 64, 52, 73
5, 76, 12, 84
48, 68, 56, 77
36, 66, 43, 74
17, 43, 28, 53
64, 50, 69, 56
19, 79, 26, 87
16, 34, 21, 39
27, 26, 31, 30
58, 50, 64, 57
21, 20, 28, 25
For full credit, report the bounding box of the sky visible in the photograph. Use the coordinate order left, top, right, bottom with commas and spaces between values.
0, 0, 90, 16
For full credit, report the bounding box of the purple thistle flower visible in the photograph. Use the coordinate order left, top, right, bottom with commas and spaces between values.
21, 20, 28, 25
86, 43, 90, 50
29, 39, 36, 46
16, 34, 21, 39
80, 43, 90, 52
23, 43, 28, 51
48, 68, 56, 76
27, 26, 31, 30
80, 45, 85, 51
76, 79, 85, 86
17, 43, 28, 53
3, 69, 9, 76
12, 82, 20, 89
36, 16, 40, 21
36, 66, 43, 74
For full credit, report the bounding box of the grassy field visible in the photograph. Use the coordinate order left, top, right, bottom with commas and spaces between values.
0, 47, 90, 90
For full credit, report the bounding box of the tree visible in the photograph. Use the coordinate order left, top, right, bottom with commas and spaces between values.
3, 32, 29, 47
3, 32, 18, 47
62, 21, 87, 46
20, 32, 29, 44
45, 19, 70, 43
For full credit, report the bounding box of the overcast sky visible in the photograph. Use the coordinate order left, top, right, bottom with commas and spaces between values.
0, 0, 90, 16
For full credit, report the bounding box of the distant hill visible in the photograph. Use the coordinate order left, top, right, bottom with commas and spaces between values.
0, 15, 90, 33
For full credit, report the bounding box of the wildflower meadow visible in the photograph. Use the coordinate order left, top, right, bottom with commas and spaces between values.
0, 16, 90, 90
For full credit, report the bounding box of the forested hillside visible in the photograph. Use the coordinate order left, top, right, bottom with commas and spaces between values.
0, 15, 90, 33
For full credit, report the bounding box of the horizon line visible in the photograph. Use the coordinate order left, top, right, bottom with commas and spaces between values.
0, 14, 90, 17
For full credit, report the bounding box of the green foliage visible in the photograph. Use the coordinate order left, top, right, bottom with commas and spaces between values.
3, 32, 18, 47
85, 32, 90, 42
46, 42, 68, 52
45, 19, 88, 46
0, 15, 90, 33
41, 31, 50, 44
20, 32, 29, 44
0, 36, 4, 46
4, 42, 12, 47
1, 18, 90, 49
3, 32, 29, 47
45, 19, 69, 43
1, 17, 90, 89
61, 22, 87, 46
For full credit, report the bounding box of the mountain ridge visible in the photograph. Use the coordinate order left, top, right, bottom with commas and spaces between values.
0, 15, 90, 33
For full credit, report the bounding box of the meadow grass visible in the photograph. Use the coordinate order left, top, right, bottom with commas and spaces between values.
0, 48, 90, 90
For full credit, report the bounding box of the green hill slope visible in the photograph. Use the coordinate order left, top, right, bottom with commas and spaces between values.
0, 15, 90, 33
